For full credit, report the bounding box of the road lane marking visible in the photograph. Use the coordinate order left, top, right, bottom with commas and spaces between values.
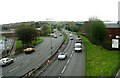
72, 51, 74, 53
24, 60, 29, 63
67, 59, 70, 64
70, 54, 73, 57
9, 66, 20, 72
61, 66, 67, 74
58, 76, 61, 78
0, 75, 3, 78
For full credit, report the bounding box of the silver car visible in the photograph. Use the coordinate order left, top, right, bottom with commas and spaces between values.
0, 58, 14, 66
58, 52, 67, 60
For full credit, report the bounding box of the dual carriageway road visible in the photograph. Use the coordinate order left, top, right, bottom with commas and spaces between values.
1, 30, 86, 76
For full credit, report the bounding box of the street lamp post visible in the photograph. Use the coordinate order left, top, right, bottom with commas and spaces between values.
50, 22, 52, 55
46, 18, 54, 55
4, 38, 7, 56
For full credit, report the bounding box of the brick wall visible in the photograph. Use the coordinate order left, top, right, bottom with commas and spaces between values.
106, 28, 120, 40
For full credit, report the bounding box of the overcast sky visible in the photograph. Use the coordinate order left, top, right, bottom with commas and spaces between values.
0, 0, 119, 24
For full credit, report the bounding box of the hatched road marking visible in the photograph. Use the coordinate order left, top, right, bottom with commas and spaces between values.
9, 66, 20, 72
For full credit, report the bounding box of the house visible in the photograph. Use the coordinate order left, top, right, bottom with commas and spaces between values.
105, 22, 120, 40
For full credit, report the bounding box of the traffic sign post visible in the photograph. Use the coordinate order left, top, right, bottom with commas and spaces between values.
112, 39, 119, 49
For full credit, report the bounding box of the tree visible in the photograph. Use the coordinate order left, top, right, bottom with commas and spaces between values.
35, 22, 40, 28
91, 20, 107, 49
57, 25, 62, 31
15, 25, 38, 46
65, 22, 80, 32
81, 21, 92, 36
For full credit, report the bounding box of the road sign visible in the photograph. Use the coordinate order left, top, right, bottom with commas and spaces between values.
112, 39, 119, 48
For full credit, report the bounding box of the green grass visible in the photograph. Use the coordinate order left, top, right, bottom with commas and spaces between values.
16, 37, 43, 49
16, 40, 23, 48
62, 31, 68, 44
32, 37, 44, 45
80, 35, 119, 76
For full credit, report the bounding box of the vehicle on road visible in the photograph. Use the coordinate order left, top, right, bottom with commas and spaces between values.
54, 35, 57, 38
76, 37, 81, 40
76, 38, 82, 43
51, 33, 55, 36
58, 52, 67, 60
70, 37, 73, 40
60, 33, 62, 36
70, 34, 72, 37
74, 43, 82, 52
23, 47, 35, 54
0, 58, 14, 66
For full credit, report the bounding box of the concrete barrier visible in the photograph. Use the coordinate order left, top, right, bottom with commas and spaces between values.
20, 33, 66, 77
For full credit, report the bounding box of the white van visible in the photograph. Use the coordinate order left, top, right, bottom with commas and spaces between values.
74, 43, 82, 52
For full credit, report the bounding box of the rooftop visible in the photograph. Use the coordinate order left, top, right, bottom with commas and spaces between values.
104, 22, 120, 28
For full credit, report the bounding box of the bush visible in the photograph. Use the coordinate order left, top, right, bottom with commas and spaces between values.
102, 40, 112, 50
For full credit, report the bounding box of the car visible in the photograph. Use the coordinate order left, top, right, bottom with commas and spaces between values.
74, 43, 82, 52
51, 33, 55, 36
76, 40, 82, 43
70, 37, 73, 40
76, 37, 81, 40
58, 52, 67, 60
70, 34, 72, 37
0, 58, 14, 66
23, 47, 35, 54
76, 39, 82, 43
54, 35, 57, 38
60, 33, 62, 36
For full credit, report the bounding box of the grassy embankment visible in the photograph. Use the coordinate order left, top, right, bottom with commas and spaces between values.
80, 35, 119, 76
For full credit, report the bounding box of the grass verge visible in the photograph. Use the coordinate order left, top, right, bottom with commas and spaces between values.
61, 31, 68, 44
16, 37, 43, 49
80, 35, 119, 76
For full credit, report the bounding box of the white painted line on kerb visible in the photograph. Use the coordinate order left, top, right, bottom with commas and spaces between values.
9, 66, 20, 72
0, 75, 3, 78
61, 66, 67, 74
70, 54, 73, 57
67, 59, 70, 64
58, 76, 61, 78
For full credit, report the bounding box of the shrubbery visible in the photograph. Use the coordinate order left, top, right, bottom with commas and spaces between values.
102, 40, 112, 50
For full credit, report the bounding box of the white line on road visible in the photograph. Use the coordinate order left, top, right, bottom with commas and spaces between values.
0, 75, 3, 78
58, 76, 61, 78
72, 51, 74, 53
67, 59, 70, 64
24, 60, 29, 63
9, 66, 20, 72
61, 66, 67, 74
70, 54, 73, 57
